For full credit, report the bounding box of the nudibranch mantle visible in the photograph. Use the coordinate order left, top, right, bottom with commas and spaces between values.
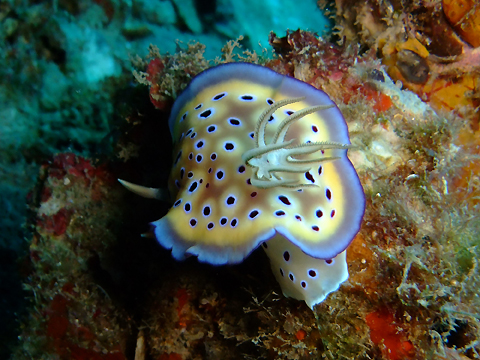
123, 62, 365, 308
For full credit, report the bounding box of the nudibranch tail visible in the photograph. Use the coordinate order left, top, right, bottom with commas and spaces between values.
125, 62, 365, 308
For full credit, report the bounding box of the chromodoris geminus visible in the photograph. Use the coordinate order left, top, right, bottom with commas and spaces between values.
120, 62, 365, 308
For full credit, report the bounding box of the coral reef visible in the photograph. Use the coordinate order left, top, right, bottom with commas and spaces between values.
327, 0, 480, 127
0, 1, 331, 356
13, 27, 480, 360
15, 154, 132, 359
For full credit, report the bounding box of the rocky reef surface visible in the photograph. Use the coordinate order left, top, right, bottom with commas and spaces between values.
0, 1, 329, 357
3, 1, 480, 359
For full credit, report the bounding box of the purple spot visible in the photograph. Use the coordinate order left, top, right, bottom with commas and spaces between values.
230, 218, 238, 227
318, 166, 323, 175
224, 142, 235, 151
316, 210, 323, 218
188, 181, 198, 193
229, 118, 241, 126
203, 206, 211, 216
196, 140, 204, 149
301, 281, 307, 288
283, 251, 290, 261
220, 217, 228, 226
295, 215, 302, 221
250, 192, 257, 197
312, 226, 319, 231
289, 273, 294, 281
210, 153, 217, 160
188, 153, 193, 160
199, 109, 213, 118
174, 199, 182, 207
278, 195, 291, 205
308, 270, 317, 277
207, 222, 214, 229
305, 171, 315, 183
213, 93, 226, 100
226, 196, 236, 205
187, 171, 194, 178
190, 218, 197, 227
280, 268, 284, 277
326, 188, 332, 200
325, 259, 333, 265
312, 125, 318, 133
207, 125, 216, 133
331, 209, 336, 217
216, 170, 224, 180
248, 210, 259, 219
184, 202, 191, 212
275, 210, 285, 217
194, 103, 202, 110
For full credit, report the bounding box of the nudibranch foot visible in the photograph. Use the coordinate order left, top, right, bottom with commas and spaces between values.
263, 235, 348, 309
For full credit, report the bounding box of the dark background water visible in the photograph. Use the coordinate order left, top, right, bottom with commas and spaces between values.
0, 0, 331, 357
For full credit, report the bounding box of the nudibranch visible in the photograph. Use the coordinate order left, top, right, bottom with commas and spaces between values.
120, 62, 365, 309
